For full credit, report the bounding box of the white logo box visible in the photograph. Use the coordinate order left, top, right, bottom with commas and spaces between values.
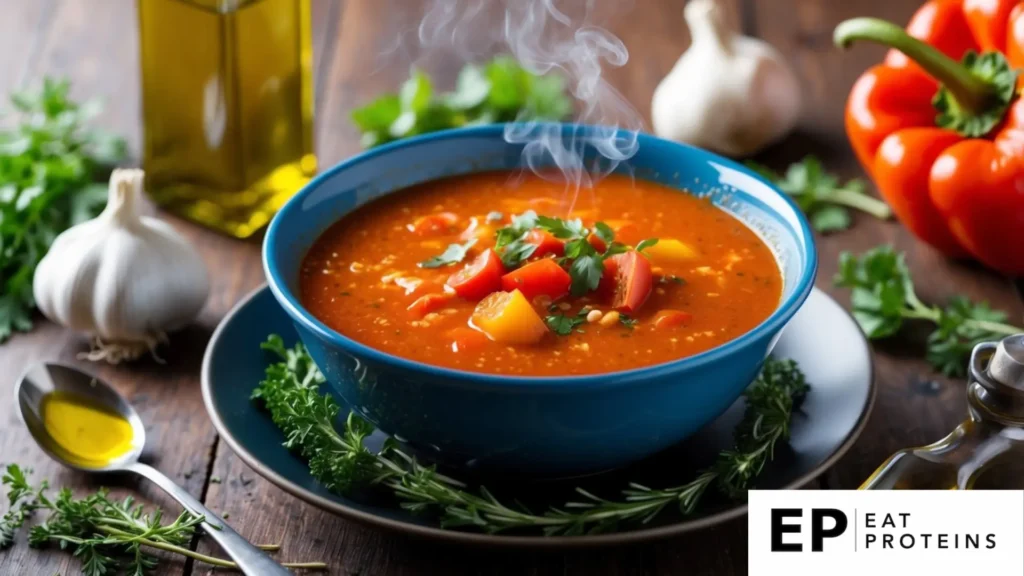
748, 490, 1024, 575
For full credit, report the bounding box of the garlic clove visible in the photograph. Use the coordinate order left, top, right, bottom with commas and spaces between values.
651, 0, 802, 157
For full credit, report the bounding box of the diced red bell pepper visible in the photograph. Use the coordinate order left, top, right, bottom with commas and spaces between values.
409, 212, 459, 235
407, 293, 452, 318
653, 309, 693, 329
524, 229, 565, 258
446, 248, 504, 300
446, 326, 489, 353
501, 258, 571, 300
587, 232, 607, 253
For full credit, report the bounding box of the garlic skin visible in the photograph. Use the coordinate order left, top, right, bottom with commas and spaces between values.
651, 0, 802, 157
33, 169, 209, 362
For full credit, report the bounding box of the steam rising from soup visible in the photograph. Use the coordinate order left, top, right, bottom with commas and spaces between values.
381, 0, 644, 211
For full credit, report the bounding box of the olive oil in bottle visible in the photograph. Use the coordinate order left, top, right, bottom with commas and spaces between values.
138, 0, 315, 238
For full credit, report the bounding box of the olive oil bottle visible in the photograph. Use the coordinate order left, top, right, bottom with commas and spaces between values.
862, 335, 1024, 490
138, 0, 315, 238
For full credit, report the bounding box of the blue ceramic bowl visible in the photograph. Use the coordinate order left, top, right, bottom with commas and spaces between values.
264, 124, 816, 475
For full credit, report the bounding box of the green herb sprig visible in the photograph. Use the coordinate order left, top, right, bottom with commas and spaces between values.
835, 246, 1022, 376
0, 465, 325, 575
748, 156, 892, 233
0, 78, 127, 342
254, 335, 809, 535
352, 56, 573, 148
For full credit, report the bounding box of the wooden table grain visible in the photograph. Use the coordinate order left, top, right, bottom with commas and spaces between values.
2, 1, 1021, 574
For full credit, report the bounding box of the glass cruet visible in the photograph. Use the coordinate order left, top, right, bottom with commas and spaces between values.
862, 334, 1024, 490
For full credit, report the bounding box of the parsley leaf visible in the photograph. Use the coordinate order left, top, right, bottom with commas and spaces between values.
748, 156, 891, 233
545, 309, 587, 336
635, 238, 659, 253
0, 78, 127, 342
619, 314, 638, 330
835, 246, 1022, 376
352, 57, 572, 148
569, 253, 604, 296
498, 240, 538, 268
536, 214, 586, 239
593, 221, 614, 244
495, 210, 542, 267
419, 239, 477, 268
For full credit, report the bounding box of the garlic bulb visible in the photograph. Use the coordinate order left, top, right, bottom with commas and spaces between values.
651, 0, 801, 157
33, 169, 209, 363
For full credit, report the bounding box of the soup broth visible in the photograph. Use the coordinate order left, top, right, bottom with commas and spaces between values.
300, 172, 781, 376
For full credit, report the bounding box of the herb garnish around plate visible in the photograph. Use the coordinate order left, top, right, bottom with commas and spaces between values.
0, 78, 127, 342
495, 213, 656, 297
419, 239, 478, 268
835, 245, 1022, 376
747, 156, 892, 233
0, 464, 325, 574
253, 335, 810, 535
351, 56, 573, 148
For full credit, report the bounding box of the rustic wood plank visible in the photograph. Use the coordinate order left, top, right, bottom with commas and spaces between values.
6, 0, 1019, 575
0, 1, 195, 573
749, 0, 1024, 491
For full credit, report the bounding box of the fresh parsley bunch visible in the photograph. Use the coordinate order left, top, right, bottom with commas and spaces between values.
0, 78, 127, 342
351, 56, 573, 148
748, 156, 892, 233
253, 335, 809, 535
835, 245, 1021, 376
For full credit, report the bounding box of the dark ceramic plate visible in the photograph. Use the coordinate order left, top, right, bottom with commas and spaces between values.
201, 286, 874, 547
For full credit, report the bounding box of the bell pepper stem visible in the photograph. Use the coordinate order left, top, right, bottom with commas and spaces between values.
834, 17, 994, 115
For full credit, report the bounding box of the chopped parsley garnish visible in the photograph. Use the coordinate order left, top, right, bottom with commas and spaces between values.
545, 308, 588, 336
495, 210, 540, 267
619, 314, 638, 330
419, 239, 477, 268
494, 213, 655, 297
593, 221, 614, 244
636, 238, 659, 253
659, 275, 686, 285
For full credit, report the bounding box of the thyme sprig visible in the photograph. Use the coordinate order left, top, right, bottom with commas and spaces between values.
0, 464, 325, 575
254, 335, 809, 535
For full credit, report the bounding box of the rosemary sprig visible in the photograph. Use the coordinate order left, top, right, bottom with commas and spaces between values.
835, 245, 1022, 376
254, 335, 809, 535
0, 464, 325, 575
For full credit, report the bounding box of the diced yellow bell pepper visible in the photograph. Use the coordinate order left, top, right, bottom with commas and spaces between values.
470, 290, 548, 345
642, 238, 698, 264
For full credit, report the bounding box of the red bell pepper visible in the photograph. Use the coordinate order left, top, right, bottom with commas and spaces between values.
836, 1, 1024, 274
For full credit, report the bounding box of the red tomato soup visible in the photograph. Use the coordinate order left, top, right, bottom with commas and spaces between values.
300, 172, 781, 376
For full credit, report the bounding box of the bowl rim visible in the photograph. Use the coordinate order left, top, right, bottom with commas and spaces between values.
263, 123, 818, 388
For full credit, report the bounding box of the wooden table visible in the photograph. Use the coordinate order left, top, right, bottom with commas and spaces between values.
2, 0, 1020, 574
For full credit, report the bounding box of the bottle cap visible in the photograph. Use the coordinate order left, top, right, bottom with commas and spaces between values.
987, 334, 1024, 392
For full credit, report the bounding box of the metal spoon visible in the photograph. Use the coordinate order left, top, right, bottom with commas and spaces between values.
15, 362, 291, 576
